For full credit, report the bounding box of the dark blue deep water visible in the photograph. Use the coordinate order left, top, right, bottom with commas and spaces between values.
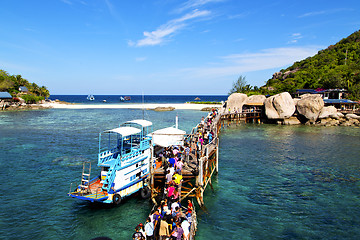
50, 95, 227, 104
1, 96, 360, 239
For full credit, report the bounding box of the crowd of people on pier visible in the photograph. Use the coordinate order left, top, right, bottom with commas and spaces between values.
191, 109, 218, 158
132, 198, 194, 240
133, 109, 219, 240
133, 145, 194, 240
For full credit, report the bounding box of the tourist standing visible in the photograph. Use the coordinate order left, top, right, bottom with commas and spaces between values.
159, 217, 169, 240
144, 217, 154, 240
185, 145, 190, 162
181, 219, 190, 240
208, 131, 213, 144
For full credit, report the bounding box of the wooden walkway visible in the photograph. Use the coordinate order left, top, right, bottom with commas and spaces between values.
143, 108, 262, 239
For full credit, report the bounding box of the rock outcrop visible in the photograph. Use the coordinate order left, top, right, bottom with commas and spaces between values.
345, 113, 360, 120
296, 94, 324, 121
283, 117, 301, 125
318, 106, 338, 119
226, 93, 248, 113
245, 95, 266, 104
264, 92, 295, 119
153, 107, 175, 112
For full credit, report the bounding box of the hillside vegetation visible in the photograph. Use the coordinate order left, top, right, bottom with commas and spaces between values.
0, 70, 49, 103
264, 29, 360, 100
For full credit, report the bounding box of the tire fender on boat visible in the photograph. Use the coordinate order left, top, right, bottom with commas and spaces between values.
112, 193, 122, 205
140, 186, 151, 199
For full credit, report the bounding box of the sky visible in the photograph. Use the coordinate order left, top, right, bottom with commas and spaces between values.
0, 0, 359, 95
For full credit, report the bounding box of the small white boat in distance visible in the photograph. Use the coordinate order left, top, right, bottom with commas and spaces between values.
87, 95, 95, 101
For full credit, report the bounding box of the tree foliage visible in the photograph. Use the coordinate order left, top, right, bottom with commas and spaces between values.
229, 75, 253, 95
0, 69, 50, 102
264, 29, 360, 100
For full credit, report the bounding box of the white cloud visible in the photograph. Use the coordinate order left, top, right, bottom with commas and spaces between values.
298, 10, 326, 18
298, 8, 353, 18
179, 46, 323, 79
288, 33, 303, 44
176, 0, 225, 13
131, 9, 211, 47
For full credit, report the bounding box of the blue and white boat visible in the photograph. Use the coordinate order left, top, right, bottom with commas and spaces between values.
87, 94, 95, 101
68, 119, 153, 205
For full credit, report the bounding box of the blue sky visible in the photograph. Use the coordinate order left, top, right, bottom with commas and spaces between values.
0, 0, 359, 95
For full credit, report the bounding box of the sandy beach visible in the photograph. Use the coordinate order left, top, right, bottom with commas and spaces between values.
44, 102, 221, 110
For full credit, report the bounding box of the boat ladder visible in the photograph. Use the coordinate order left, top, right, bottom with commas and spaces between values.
80, 161, 91, 192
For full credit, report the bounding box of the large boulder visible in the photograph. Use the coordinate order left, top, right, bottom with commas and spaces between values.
345, 113, 360, 120
318, 106, 338, 119
283, 117, 301, 125
245, 95, 266, 104
226, 93, 248, 113
296, 94, 324, 121
264, 92, 295, 119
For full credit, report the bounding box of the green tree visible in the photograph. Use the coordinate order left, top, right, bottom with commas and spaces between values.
229, 75, 252, 95
264, 29, 360, 99
39, 86, 50, 98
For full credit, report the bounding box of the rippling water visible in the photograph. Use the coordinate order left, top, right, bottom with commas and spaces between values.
1, 108, 360, 239
198, 124, 360, 240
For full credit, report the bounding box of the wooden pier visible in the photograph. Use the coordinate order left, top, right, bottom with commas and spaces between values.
140, 108, 262, 239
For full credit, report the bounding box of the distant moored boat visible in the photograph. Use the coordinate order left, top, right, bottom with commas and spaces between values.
87, 95, 95, 101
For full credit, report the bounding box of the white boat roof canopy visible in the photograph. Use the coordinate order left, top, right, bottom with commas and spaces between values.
105, 126, 141, 137
124, 119, 152, 127
151, 127, 186, 147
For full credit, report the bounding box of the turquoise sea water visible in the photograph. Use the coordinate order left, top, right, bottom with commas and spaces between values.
1, 107, 360, 239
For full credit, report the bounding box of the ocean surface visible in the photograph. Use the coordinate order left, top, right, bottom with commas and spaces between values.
49, 95, 228, 104
1, 95, 360, 239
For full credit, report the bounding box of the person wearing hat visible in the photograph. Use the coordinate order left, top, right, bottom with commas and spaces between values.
132, 227, 144, 240
137, 223, 145, 239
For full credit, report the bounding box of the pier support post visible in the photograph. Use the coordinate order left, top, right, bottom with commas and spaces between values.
198, 157, 204, 187
215, 138, 219, 173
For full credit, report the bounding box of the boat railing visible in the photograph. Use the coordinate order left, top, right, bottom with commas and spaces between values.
119, 150, 142, 164
140, 140, 150, 150
98, 147, 119, 164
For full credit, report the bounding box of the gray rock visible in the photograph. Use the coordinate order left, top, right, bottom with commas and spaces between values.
226, 93, 248, 113
245, 95, 266, 104
337, 112, 345, 118
283, 117, 301, 125
345, 113, 360, 120
264, 92, 295, 119
153, 107, 175, 112
318, 106, 338, 119
296, 94, 324, 121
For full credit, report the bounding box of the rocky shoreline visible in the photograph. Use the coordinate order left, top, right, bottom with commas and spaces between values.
224, 92, 360, 127
0, 99, 73, 111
